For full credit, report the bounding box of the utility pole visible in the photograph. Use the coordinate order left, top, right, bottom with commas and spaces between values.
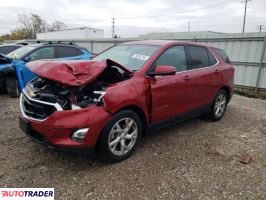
111, 18, 115, 38
257, 25, 265, 32
242, 0, 250, 33
188, 21, 190, 33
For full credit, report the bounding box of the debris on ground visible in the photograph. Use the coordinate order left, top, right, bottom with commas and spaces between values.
239, 153, 252, 164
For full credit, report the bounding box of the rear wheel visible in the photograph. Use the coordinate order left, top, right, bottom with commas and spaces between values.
6, 76, 20, 98
209, 89, 228, 121
98, 110, 142, 163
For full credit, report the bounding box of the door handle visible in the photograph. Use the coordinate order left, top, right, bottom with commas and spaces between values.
183, 75, 191, 81
215, 69, 220, 73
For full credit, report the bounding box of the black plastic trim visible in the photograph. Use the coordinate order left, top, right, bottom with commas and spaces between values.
148, 104, 211, 131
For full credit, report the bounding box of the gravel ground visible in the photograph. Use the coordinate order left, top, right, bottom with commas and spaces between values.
0, 94, 266, 200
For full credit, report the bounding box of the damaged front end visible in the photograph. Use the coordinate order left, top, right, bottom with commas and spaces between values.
21, 59, 132, 121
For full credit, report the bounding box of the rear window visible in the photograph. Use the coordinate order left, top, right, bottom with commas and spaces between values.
0, 46, 21, 55
212, 48, 231, 64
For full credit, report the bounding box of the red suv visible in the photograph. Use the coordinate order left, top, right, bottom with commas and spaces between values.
19, 40, 234, 162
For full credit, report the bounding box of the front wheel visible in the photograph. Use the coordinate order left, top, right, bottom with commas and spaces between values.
98, 110, 142, 163
209, 89, 228, 121
6, 76, 20, 98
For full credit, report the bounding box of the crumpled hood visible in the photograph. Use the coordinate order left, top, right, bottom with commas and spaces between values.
26, 59, 132, 86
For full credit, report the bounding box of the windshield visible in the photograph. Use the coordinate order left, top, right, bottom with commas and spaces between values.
7, 45, 36, 59
92, 44, 159, 71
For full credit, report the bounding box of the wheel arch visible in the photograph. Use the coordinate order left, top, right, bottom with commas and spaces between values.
220, 85, 230, 103
115, 105, 148, 134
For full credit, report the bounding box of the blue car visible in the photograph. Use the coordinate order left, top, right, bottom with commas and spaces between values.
0, 42, 92, 97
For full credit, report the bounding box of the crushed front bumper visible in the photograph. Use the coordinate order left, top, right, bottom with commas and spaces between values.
19, 91, 112, 153
20, 116, 95, 156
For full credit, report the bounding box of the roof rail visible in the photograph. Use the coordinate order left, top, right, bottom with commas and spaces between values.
44, 41, 76, 45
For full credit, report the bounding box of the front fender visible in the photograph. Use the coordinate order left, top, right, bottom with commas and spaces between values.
12, 60, 27, 90
103, 78, 150, 123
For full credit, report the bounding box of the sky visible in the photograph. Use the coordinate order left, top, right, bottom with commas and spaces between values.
0, 0, 266, 38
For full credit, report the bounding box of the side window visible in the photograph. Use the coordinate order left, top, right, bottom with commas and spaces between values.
212, 48, 231, 64
187, 46, 211, 69
28, 47, 55, 60
208, 51, 217, 66
55, 46, 83, 58
155, 46, 187, 72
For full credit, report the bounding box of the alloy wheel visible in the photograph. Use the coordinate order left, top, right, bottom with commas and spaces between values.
214, 93, 226, 118
108, 118, 138, 156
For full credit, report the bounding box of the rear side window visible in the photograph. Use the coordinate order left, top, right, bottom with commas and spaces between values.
208, 51, 217, 66
212, 48, 230, 64
55, 46, 83, 58
155, 45, 187, 72
187, 46, 210, 69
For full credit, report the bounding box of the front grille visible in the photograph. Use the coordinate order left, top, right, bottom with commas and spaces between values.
21, 93, 57, 120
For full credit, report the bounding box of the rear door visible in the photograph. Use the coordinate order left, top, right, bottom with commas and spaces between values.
185, 45, 222, 108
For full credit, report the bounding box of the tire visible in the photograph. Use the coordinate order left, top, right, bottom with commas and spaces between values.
209, 89, 228, 121
6, 76, 20, 98
98, 110, 142, 163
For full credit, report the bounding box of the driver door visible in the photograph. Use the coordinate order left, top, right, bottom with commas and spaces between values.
148, 45, 194, 123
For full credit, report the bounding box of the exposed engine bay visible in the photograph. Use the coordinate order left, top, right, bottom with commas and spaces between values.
25, 64, 131, 110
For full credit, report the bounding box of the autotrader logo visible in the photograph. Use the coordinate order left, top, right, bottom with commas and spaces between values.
0, 188, 54, 200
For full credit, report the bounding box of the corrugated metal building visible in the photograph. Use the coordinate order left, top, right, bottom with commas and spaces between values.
37, 27, 104, 40
14, 31, 266, 90
72, 32, 266, 90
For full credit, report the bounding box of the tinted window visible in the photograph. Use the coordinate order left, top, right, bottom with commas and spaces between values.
187, 46, 210, 69
55, 46, 83, 58
208, 51, 217, 66
0, 46, 20, 55
29, 47, 55, 60
213, 48, 230, 64
155, 46, 187, 72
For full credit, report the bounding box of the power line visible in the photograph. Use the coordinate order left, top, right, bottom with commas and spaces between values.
250, 1, 263, 24
117, 0, 232, 19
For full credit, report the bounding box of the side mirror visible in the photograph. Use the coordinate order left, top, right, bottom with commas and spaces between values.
148, 65, 176, 76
